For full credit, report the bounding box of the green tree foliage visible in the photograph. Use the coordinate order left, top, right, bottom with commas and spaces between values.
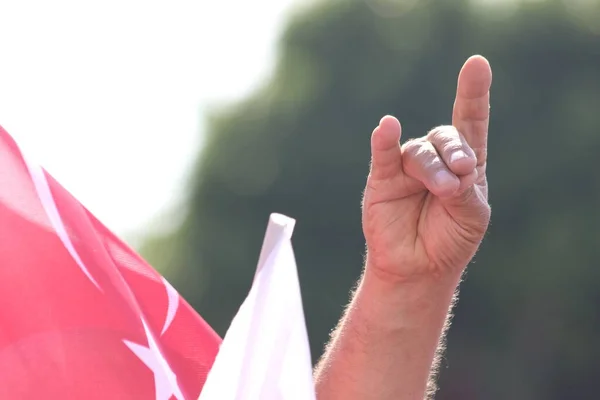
144, 0, 600, 398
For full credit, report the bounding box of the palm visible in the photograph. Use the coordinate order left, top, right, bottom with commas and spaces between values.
362, 56, 492, 280
364, 175, 487, 277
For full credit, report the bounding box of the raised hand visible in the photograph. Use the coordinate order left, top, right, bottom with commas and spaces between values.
362, 55, 492, 281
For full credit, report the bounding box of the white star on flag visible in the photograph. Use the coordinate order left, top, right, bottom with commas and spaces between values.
124, 319, 185, 400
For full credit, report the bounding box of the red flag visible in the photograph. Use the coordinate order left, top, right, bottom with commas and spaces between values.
0, 125, 221, 399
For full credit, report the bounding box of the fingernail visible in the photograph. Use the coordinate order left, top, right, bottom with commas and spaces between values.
434, 170, 455, 186
449, 150, 468, 164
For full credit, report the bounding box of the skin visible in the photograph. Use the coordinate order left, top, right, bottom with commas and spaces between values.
313, 55, 492, 400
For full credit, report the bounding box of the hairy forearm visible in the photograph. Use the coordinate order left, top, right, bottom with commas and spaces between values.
314, 266, 463, 400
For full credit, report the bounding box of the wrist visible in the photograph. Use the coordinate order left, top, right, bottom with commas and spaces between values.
354, 265, 463, 331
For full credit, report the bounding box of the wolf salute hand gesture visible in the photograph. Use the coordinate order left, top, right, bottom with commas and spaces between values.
315, 55, 493, 400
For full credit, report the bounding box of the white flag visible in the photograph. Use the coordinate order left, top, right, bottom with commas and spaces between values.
199, 213, 316, 400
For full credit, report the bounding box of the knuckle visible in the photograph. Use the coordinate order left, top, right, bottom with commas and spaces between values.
402, 138, 425, 158
445, 141, 465, 154
416, 144, 439, 165
402, 141, 442, 174
427, 125, 457, 142
427, 126, 467, 154
403, 136, 423, 146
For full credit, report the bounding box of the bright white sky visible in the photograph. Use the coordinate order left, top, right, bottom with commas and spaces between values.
0, 0, 302, 243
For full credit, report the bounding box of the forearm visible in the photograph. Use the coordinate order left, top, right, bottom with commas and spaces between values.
314, 266, 463, 400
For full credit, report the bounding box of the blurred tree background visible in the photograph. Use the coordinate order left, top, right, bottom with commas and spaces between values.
141, 0, 600, 398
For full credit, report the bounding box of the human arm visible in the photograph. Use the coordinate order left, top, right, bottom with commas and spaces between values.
314, 55, 493, 400
314, 268, 461, 399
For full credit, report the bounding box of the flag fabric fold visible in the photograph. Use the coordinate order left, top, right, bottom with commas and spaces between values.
199, 213, 316, 400
0, 125, 221, 399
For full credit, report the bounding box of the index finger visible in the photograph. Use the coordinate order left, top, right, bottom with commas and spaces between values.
452, 55, 492, 166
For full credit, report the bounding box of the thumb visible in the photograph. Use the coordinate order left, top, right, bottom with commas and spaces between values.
369, 115, 403, 180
